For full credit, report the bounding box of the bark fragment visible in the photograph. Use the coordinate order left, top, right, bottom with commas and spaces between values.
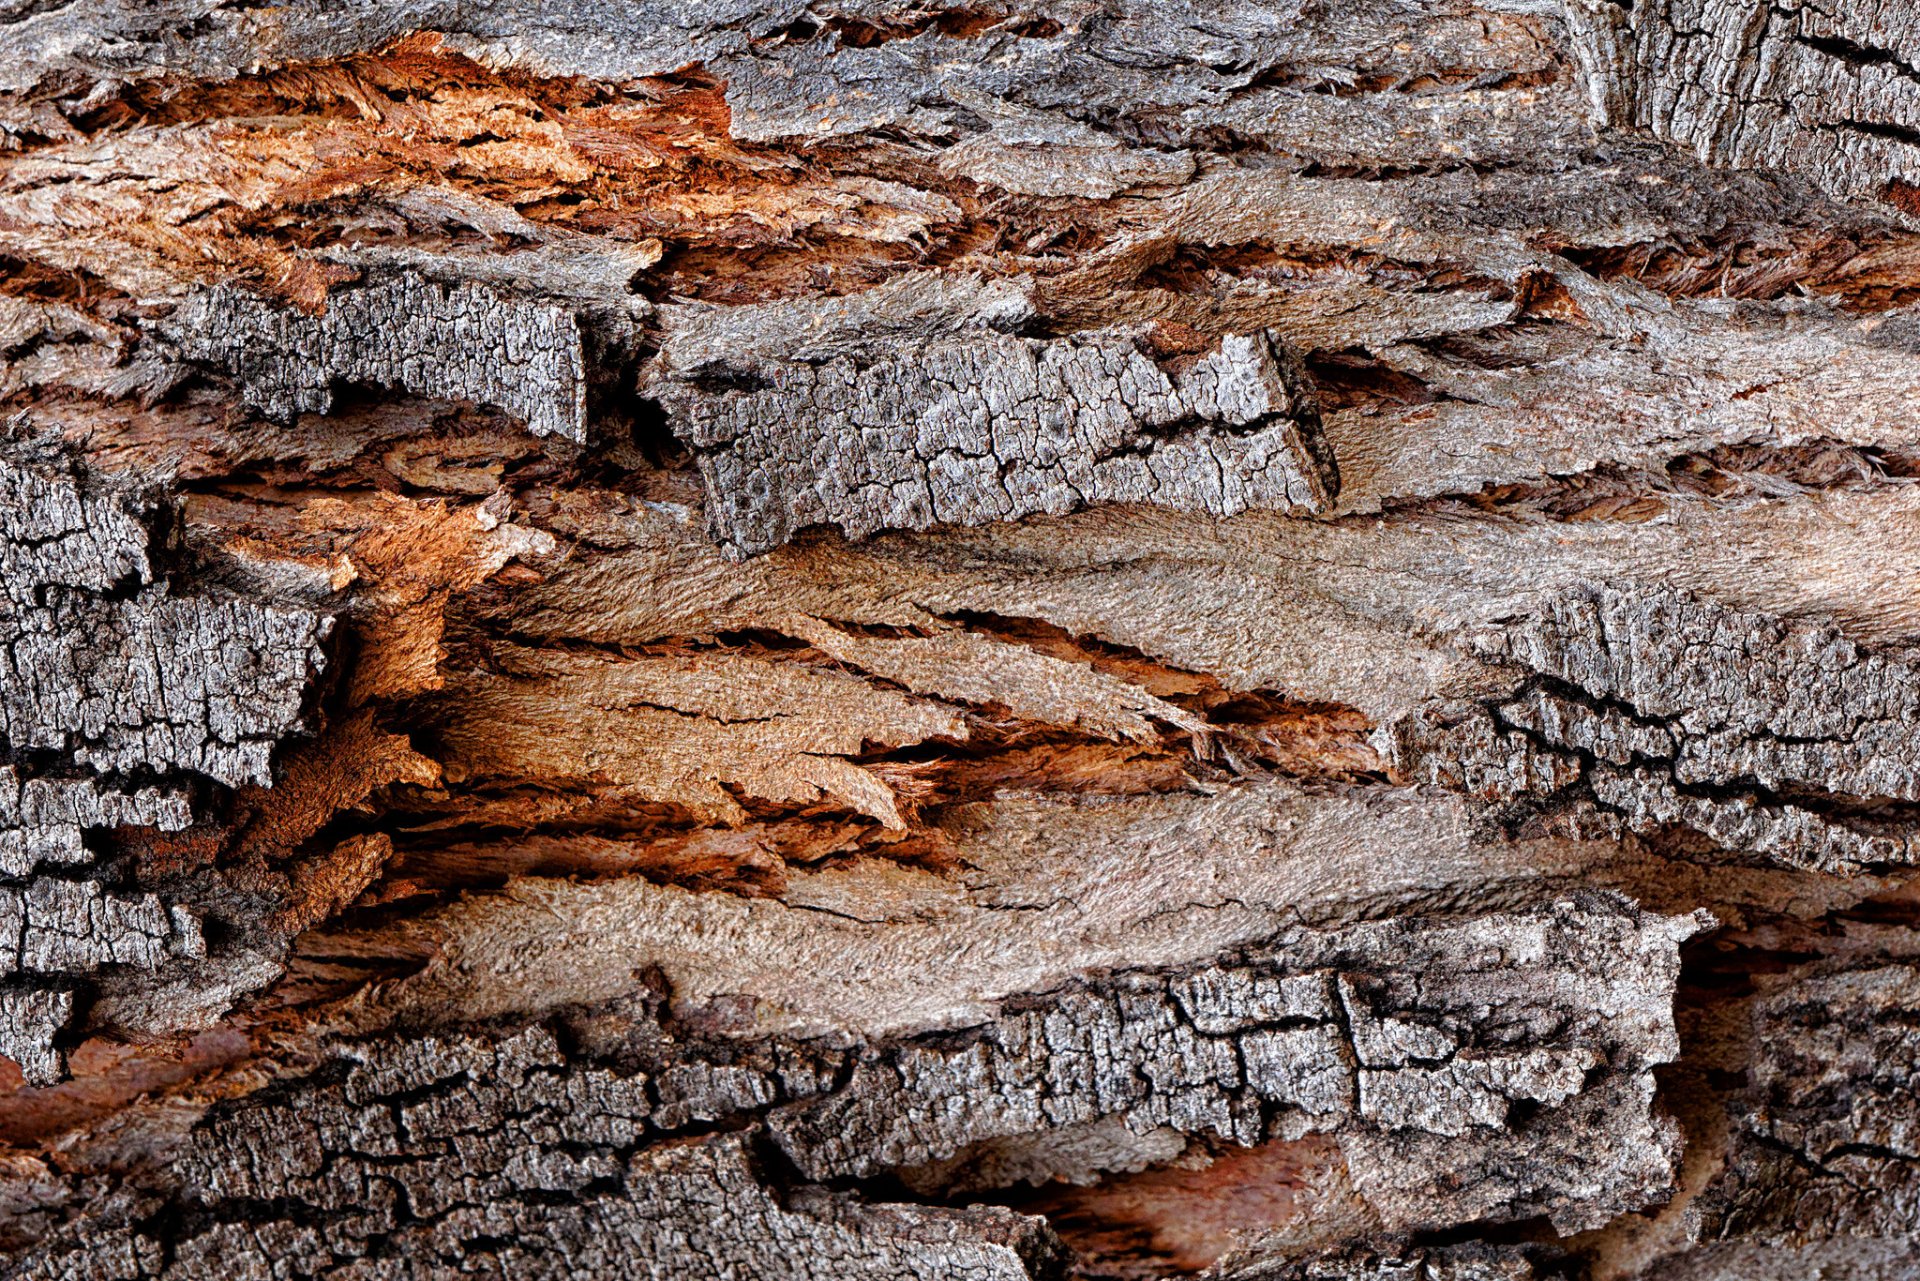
0, 993, 69, 1092
767, 897, 1698, 1234
1709, 961, 1920, 1248
0, 442, 332, 787
171, 273, 594, 443
652, 282, 1336, 556
1392, 583, 1920, 874
0, 772, 186, 881
1603, 928, 1920, 1281
2, 899, 1694, 1274
4, 1024, 1069, 1279
3, 588, 331, 788
1226, 1244, 1534, 1281
0, 443, 337, 1083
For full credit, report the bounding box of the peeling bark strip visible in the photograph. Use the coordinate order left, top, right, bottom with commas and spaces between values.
770, 898, 1699, 1234
2, 900, 1694, 1278
4, 0, 1920, 1276
652, 280, 1336, 555
1393, 583, 1920, 874
0, 442, 331, 1083
171, 274, 591, 442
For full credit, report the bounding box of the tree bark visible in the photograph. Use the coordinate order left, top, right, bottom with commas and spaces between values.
0, 1, 1918, 1277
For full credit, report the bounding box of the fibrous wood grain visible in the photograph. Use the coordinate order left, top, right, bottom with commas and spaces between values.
1, 1, 1919, 1278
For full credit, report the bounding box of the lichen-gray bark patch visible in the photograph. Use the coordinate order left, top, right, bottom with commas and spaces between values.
170, 273, 590, 442
767, 897, 1696, 1233
0, 876, 203, 1084
1, 588, 331, 789
0, 900, 1697, 1265
0, 442, 332, 789
0, 446, 155, 599
1567, 0, 1920, 205
7, 1025, 1068, 1280
1707, 961, 1920, 1248
0, 876, 202, 981
653, 290, 1337, 556
0, 443, 328, 1084
1392, 583, 1920, 874
618, 1134, 1065, 1281
1227, 1244, 1535, 1281
0, 769, 187, 879
0, 987, 72, 1089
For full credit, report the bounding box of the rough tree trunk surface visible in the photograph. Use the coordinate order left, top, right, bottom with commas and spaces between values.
0, 1, 1917, 1278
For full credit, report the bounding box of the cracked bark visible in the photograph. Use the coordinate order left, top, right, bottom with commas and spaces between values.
1, 1, 1918, 1278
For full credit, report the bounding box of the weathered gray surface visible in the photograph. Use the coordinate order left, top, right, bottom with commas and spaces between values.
0, 991, 70, 1091
2, 587, 331, 787
2, 0, 1919, 1276
3, 1024, 1068, 1279
1, 879, 201, 979
771, 898, 1696, 1233
0, 772, 186, 880
1, 899, 1693, 1276
0, 444, 331, 1082
1708, 962, 1920, 1247
0, 444, 330, 787
1569, 0, 1920, 205
172, 274, 592, 443
1392, 583, 1920, 874
0, 447, 154, 597
1606, 938, 1920, 1281
1226, 1244, 1534, 1281
652, 284, 1336, 556
0, 877, 204, 1084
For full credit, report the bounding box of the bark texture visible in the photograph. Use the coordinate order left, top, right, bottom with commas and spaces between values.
0, 1, 1918, 1278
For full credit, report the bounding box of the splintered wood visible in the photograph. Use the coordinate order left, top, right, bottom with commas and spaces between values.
1, 2, 1919, 1279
